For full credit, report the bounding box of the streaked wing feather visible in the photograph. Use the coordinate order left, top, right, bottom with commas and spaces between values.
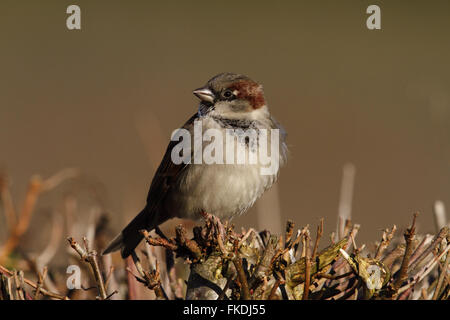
144, 113, 198, 222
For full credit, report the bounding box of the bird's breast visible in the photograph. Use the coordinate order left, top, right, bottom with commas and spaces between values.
169, 161, 277, 220
163, 115, 285, 220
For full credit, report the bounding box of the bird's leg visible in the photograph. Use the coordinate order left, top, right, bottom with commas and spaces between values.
200, 210, 226, 240
215, 218, 226, 240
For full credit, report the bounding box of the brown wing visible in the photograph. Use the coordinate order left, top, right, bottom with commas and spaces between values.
143, 112, 198, 224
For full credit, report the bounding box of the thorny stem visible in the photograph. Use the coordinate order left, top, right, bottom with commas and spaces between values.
232, 240, 251, 300
67, 237, 107, 299
375, 225, 397, 259
33, 267, 48, 300
130, 251, 166, 299
0, 264, 68, 300
284, 220, 295, 248
141, 230, 178, 251
302, 230, 311, 300
408, 226, 448, 272
432, 248, 450, 300
217, 276, 234, 300
393, 213, 418, 291
312, 219, 324, 260
397, 244, 450, 296
268, 279, 282, 300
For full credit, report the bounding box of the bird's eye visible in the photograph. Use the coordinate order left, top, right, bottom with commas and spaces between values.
222, 90, 234, 99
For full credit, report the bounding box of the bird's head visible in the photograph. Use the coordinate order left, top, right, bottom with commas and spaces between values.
193, 73, 267, 119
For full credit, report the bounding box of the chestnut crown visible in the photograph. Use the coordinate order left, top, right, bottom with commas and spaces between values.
193, 73, 266, 111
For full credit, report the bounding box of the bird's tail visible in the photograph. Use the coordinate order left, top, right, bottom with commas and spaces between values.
102, 207, 152, 258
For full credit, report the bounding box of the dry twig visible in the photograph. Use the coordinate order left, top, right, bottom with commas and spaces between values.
67, 237, 107, 299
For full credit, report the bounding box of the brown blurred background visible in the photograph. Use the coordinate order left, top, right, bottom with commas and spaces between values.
0, 0, 449, 247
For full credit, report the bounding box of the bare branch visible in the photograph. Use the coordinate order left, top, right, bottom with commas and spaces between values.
67, 237, 107, 299
393, 213, 418, 292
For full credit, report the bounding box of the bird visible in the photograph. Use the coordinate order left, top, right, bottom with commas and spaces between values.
102, 72, 287, 258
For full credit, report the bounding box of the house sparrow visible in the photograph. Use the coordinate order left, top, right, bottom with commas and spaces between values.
103, 73, 287, 258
